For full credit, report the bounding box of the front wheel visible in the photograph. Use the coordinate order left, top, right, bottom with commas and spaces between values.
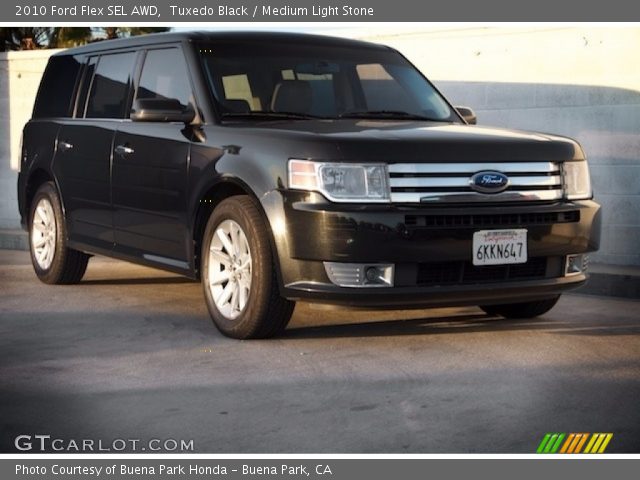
29, 182, 90, 284
201, 195, 295, 339
480, 296, 560, 319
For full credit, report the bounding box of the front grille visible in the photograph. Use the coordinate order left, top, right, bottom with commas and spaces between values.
388, 162, 563, 203
405, 210, 579, 228
416, 257, 548, 286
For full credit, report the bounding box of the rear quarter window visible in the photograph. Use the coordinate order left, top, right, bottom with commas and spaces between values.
33, 55, 82, 118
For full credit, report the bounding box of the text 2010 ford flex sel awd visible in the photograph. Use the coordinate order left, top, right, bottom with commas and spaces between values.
17, 32, 601, 338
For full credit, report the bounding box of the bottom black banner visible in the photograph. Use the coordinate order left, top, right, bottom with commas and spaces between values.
3, 458, 637, 480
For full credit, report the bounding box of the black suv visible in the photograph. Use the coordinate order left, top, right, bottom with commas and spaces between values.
18, 32, 601, 338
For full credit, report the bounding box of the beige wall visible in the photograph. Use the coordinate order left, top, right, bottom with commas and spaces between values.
2, 27, 639, 265
348, 26, 640, 266
0, 49, 58, 228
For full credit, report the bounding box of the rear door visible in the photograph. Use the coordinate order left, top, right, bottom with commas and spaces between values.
111, 46, 195, 268
54, 51, 137, 252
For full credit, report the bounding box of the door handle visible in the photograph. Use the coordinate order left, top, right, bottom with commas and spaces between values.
58, 141, 73, 151
115, 144, 135, 156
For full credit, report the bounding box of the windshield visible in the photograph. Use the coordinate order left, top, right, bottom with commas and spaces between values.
199, 41, 457, 122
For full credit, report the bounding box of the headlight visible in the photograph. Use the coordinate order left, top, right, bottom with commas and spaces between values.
288, 159, 390, 202
562, 160, 592, 200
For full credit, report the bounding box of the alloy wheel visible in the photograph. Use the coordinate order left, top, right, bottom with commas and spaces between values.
208, 219, 252, 320
31, 197, 57, 270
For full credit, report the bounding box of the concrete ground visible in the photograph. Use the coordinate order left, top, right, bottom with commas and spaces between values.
0, 250, 639, 453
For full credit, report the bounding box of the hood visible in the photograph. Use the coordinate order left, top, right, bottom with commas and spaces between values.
222, 119, 584, 163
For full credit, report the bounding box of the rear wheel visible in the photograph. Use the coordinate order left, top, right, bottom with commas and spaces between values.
29, 182, 89, 284
201, 195, 294, 339
480, 296, 560, 319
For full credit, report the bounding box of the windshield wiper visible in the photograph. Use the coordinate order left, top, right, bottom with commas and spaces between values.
221, 111, 325, 120
338, 110, 443, 121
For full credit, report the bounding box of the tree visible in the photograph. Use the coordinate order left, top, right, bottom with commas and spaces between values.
0, 28, 52, 51
0, 27, 170, 51
100, 27, 170, 41
47, 28, 93, 48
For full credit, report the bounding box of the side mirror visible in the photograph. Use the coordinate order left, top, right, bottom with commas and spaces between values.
131, 98, 195, 123
455, 106, 477, 125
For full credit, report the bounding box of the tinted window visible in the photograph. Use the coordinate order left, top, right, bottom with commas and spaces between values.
33, 55, 82, 118
74, 56, 97, 118
135, 48, 192, 109
85, 52, 136, 119
221, 73, 256, 110
357, 63, 415, 112
200, 43, 454, 121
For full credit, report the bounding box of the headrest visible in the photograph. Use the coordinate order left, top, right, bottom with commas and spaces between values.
270, 80, 313, 114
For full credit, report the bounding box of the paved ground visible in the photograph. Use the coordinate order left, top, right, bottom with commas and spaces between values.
0, 250, 639, 453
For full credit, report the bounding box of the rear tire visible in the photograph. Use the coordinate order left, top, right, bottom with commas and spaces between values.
480, 296, 560, 319
201, 195, 295, 339
29, 182, 89, 284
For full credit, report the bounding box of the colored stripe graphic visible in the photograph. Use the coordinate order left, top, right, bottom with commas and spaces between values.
574, 433, 589, 453
538, 433, 613, 454
537, 433, 565, 453
536, 434, 552, 453
550, 433, 565, 453
544, 434, 558, 453
584, 434, 599, 453
597, 434, 613, 453
572, 433, 588, 453
559, 433, 575, 453
584, 433, 614, 454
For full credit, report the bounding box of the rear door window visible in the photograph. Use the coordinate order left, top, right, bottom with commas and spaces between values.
85, 52, 136, 119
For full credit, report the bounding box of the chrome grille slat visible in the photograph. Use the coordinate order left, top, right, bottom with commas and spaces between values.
389, 175, 562, 188
392, 190, 563, 203
388, 162, 563, 203
389, 162, 558, 174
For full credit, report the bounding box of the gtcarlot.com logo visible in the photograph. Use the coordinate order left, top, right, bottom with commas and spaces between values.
14, 435, 194, 452
536, 433, 613, 454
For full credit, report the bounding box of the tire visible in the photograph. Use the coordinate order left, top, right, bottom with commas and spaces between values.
201, 195, 295, 339
29, 182, 90, 284
480, 295, 560, 319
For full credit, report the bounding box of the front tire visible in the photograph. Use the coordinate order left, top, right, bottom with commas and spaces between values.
29, 182, 89, 284
480, 296, 560, 319
201, 195, 295, 339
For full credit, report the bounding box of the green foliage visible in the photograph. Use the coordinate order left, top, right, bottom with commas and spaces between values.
48, 28, 93, 48
102, 27, 170, 40
0, 28, 52, 50
0, 27, 171, 51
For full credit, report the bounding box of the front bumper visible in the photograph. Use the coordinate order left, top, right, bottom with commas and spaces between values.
267, 191, 601, 307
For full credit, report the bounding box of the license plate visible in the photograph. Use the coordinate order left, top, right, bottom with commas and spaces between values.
472, 229, 528, 266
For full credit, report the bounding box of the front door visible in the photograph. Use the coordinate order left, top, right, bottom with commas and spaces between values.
111, 46, 195, 269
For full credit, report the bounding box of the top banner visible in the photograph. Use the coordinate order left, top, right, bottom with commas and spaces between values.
4, 0, 640, 22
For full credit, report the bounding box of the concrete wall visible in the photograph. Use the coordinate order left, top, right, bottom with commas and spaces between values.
1, 27, 639, 266
0, 49, 58, 229
350, 27, 640, 266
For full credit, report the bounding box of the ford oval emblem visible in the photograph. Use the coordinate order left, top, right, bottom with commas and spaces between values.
470, 171, 510, 193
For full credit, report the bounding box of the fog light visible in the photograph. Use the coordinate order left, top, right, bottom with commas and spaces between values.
565, 254, 588, 276
324, 262, 394, 287
365, 267, 380, 282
